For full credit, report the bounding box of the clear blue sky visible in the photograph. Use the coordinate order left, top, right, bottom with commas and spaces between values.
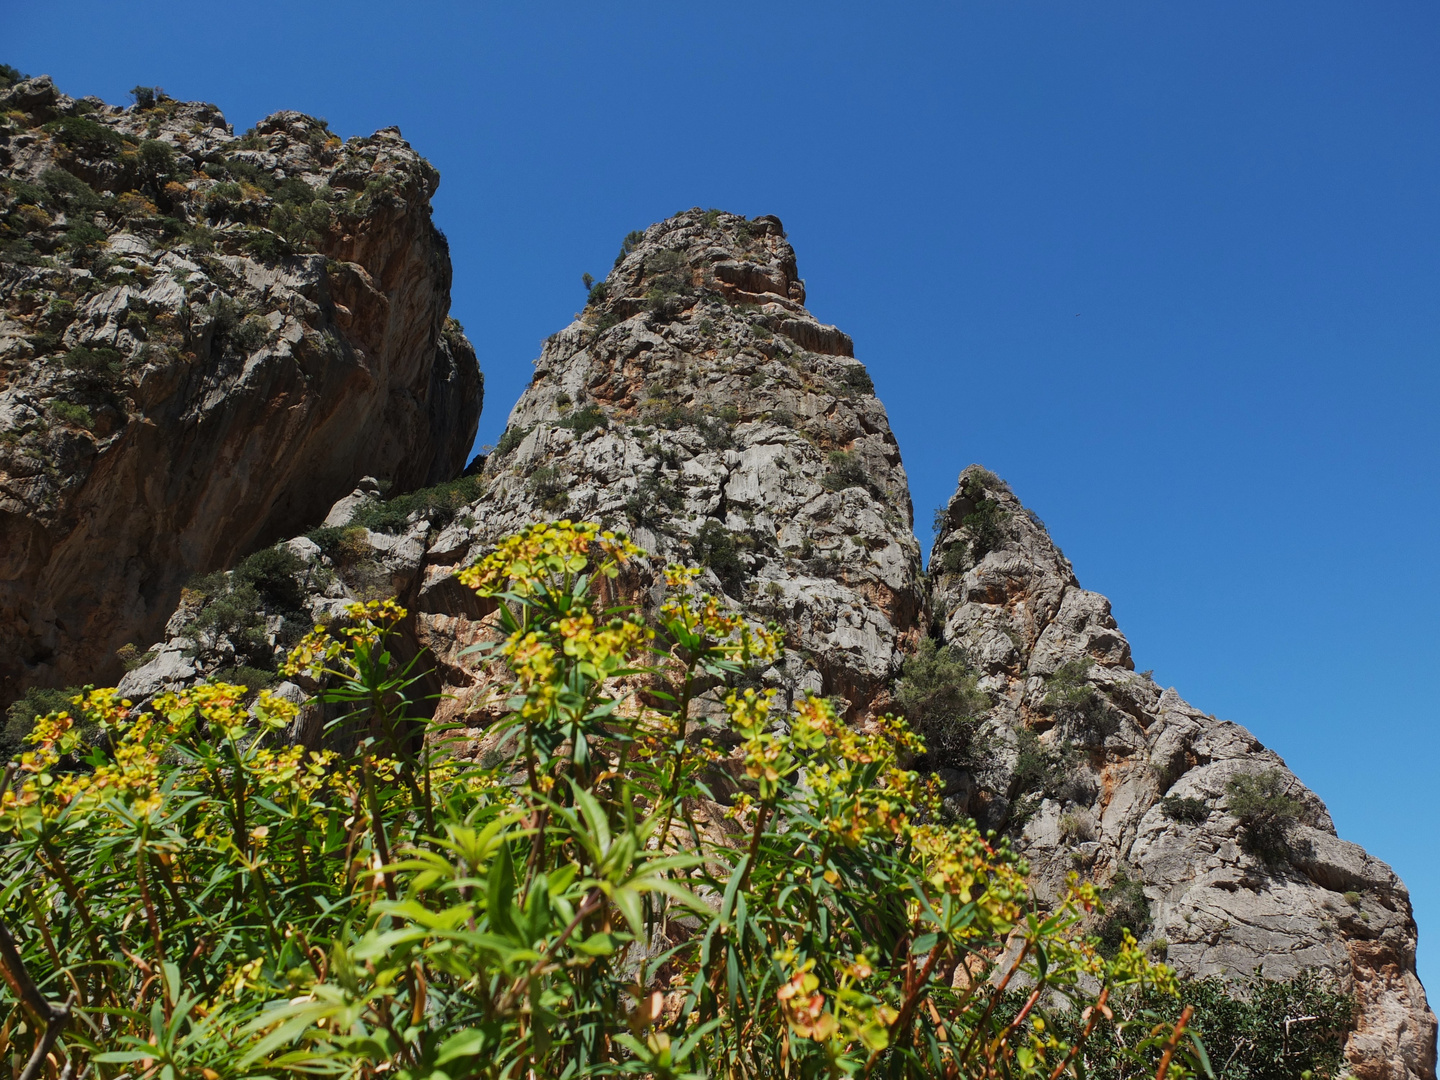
13, 2, 1439, 990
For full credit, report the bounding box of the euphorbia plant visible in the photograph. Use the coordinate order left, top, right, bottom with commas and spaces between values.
0, 521, 1210, 1079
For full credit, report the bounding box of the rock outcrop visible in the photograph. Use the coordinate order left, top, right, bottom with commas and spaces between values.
0, 76, 482, 701
422, 208, 925, 728
120, 209, 927, 738
930, 465, 1436, 1080
109, 209, 1433, 1078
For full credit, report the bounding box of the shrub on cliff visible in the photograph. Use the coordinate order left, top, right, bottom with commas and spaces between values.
1226, 769, 1308, 863
936, 471, 1011, 573
350, 474, 484, 535
0, 522, 1210, 1079
894, 638, 991, 773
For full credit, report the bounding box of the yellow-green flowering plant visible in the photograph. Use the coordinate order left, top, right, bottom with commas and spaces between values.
0, 521, 1211, 1080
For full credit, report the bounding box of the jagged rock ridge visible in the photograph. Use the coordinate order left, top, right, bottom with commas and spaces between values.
0, 75, 482, 701
930, 465, 1436, 1080
422, 208, 925, 731
112, 210, 1433, 1079
122, 209, 927, 747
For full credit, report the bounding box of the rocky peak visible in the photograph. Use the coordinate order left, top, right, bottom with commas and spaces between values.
930, 465, 1436, 1080
435, 209, 921, 721
0, 75, 481, 702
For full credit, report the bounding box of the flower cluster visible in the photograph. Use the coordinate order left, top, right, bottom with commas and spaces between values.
282, 599, 409, 681
660, 566, 781, 666
458, 520, 640, 598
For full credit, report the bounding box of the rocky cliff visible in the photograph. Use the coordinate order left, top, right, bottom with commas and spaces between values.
119, 209, 925, 743
424, 208, 925, 731
0, 75, 482, 701
111, 210, 1433, 1078
930, 465, 1436, 1080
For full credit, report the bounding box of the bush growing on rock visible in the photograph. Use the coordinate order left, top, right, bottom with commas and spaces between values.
1161, 795, 1210, 825
1038, 970, 1352, 1080
558, 403, 608, 436
894, 638, 991, 773
350, 474, 485, 535
937, 470, 1011, 573
822, 449, 879, 496
1226, 769, 1308, 863
0, 522, 1208, 1078
1091, 869, 1153, 958
692, 518, 748, 595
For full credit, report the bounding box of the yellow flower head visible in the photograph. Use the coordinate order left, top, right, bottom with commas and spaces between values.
458, 521, 640, 598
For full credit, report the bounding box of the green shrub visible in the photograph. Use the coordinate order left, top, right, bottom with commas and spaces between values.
45, 115, 124, 156
1038, 972, 1352, 1080
129, 85, 165, 109
527, 465, 568, 511
1041, 658, 1098, 714
229, 314, 269, 353
62, 345, 123, 374
0, 522, 1195, 1079
558, 403, 608, 436
304, 524, 345, 556
115, 643, 158, 672
0, 64, 27, 90
613, 227, 645, 266
822, 450, 878, 496
692, 518, 746, 594
960, 473, 1008, 560
833, 364, 875, 397
136, 138, 175, 178
233, 544, 309, 611
40, 167, 101, 210
204, 293, 243, 342
624, 473, 684, 530
1091, 869, 1152, 958
643, 248, 691, 317
49, 400, 94, 428
1, 685, 79, 761
1161, 795, 1209, 825
63, 220, 106, 254
243, 227, 293, 262
180, 544, 314, 665
1226, 769, 1307, 863
206, 664, 278, 693
493, 424, 529, 457
350, 474, 485, 535
1007, 725, 1082, 830
894, 638, 991, 772
188, 580, 269, 658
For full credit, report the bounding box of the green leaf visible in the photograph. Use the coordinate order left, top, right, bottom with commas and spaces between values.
437, 1027, 487, 1064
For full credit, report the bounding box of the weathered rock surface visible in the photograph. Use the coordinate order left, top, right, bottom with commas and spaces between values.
122, 210, 926, 739
430, 210, 924, 720
930, 465, 1436, 1080
111, 208, 1434, 1078
0, 76, 482, 701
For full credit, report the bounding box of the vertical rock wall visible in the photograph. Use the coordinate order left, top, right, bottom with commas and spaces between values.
929, 465, 1436, 1080
0, 77, 482, 701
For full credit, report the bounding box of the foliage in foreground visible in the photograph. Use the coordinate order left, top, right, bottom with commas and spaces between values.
1, 522, 1272, 1078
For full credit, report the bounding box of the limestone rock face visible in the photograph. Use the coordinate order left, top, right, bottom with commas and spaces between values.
423, 209, 925, 728
0, 76, 482, 700
121, 210, 925, 738
930, 465, 1436, 1080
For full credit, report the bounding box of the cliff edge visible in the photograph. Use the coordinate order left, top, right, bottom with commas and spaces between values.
0, 75, 482, 701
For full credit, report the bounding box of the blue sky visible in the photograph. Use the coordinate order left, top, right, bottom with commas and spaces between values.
12, 2, 1439, 990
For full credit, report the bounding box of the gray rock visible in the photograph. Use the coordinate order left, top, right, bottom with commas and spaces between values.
0, 77, 482, 706
930, 465, 1436, 1080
